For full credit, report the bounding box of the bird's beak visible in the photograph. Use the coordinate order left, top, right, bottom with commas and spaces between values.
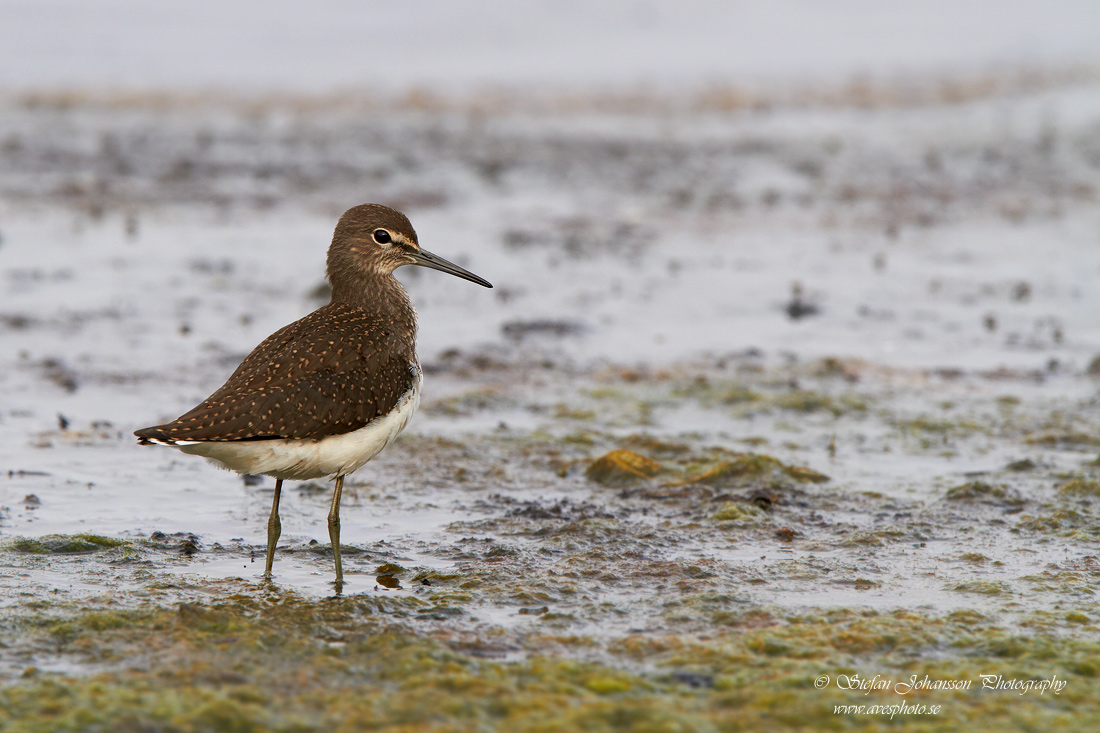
406, 248, 493, 288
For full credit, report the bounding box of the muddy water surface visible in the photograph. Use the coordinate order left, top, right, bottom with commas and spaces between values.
2, 82, 1100, 729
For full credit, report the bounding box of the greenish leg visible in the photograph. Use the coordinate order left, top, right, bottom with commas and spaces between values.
328, 475, 344, 584
263, 478, 283, 578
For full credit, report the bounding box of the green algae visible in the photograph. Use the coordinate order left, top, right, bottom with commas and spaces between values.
951, 581, 1011, 595
1016, 509, 1094, 535
674, 378, 869, 418
584, 449, 667, 487
944, 481, 1025, 506
679, 453, 829, 488
896, 415, 987, 443
620, 433, 692, 457
1006, 458, 1038, 472
1018, 571, 1098, 597
560, 430, 599, 446
553, 403, 597, 420
5, 599, 1100, 732
838, 529, 908, 547
1025, 430, 1100, 448
710, 502, 764, 524
772, 390, 867, 416
7, 534, 132, 555
1058, 478, 1100, 497
2, 356, 1097, 732
427, 386, 514, 416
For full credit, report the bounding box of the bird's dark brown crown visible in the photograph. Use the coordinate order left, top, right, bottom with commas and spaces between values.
328, 204, 420, 287
333, 203, 417, 246
326, 203, 421, 318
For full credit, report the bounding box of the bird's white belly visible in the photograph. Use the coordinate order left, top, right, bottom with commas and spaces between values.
178, 377, 421, 481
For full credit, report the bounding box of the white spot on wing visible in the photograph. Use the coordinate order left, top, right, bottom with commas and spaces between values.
143, 437, 200, 446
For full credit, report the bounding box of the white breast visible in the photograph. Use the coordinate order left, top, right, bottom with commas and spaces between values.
177, 371, 421, 481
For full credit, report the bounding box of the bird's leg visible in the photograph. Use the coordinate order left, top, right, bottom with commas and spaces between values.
328, 474, 344, 584
263, 478, 283, 578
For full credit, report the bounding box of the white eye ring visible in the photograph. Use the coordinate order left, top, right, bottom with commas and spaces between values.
373, 229, 392, 245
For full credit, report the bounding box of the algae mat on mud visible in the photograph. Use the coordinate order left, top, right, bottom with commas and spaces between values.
1, 591, 1098, 731
4, 70, 1100, 731
4, 361, 1100, 731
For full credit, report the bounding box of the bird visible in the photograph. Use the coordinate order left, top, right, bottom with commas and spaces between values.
135, 203, 492, 586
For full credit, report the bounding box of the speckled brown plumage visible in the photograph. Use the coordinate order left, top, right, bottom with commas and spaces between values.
136, 203, 424, 445
135, 302, 417, 443
135, 203, 491, 585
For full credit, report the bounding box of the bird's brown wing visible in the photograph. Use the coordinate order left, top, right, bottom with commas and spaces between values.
135, 303, 417, 443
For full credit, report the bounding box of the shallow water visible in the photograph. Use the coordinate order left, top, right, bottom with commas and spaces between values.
1, 78, 1100, 730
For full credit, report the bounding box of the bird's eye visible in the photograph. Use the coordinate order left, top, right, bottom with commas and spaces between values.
373, 229, 392, 244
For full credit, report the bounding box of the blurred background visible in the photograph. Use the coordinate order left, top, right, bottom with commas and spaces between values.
4, 7, 1100, 722
2, 0, 1099, 536
1, 1, 1098, 372
3, 1, 1100, 91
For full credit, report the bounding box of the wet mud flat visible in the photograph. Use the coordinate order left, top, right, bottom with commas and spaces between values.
2, 77, 1100, 729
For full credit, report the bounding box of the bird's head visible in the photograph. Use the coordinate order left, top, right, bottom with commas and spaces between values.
328, 203, 492, 289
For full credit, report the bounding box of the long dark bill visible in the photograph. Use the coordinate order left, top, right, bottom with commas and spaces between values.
408, 248, 493, 288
